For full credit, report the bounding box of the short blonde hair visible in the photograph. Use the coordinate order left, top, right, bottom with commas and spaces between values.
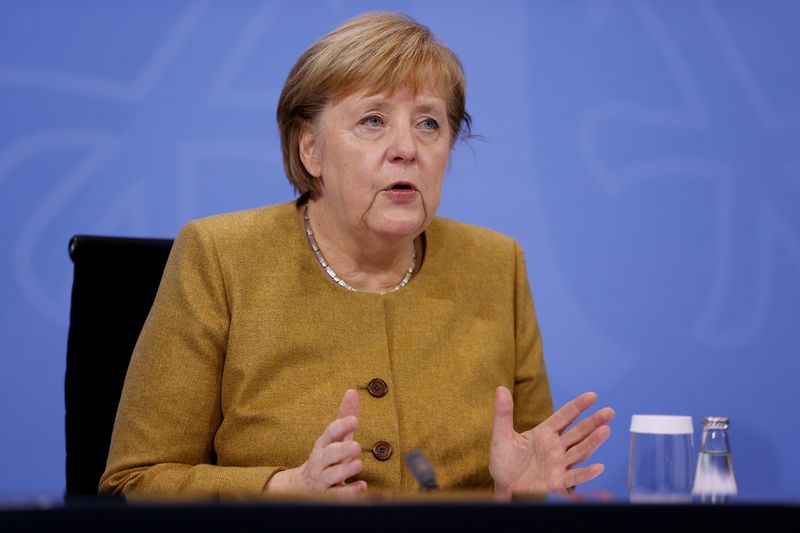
277, 12, 472, 194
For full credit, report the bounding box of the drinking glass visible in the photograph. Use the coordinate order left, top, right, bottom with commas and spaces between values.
628, 415, 694, 503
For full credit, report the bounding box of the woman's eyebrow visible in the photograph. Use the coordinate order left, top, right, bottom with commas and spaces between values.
354, 97, 390, 111
354, 100, 445, 116
415, 103, 445, 115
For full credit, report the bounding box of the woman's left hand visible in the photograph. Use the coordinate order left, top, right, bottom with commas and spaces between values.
489, 386, 615, 499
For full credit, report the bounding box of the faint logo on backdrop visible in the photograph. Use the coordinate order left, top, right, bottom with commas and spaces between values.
0, 0, 344, 323
581, 0, 800, 347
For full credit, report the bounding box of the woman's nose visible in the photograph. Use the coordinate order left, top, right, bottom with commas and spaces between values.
386, 123, 417, 164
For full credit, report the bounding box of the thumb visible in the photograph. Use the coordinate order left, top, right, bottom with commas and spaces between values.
337, 388, 360, 420
492, 386, 515, 443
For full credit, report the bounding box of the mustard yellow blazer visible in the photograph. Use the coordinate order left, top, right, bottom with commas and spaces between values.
100, 200, 553, 496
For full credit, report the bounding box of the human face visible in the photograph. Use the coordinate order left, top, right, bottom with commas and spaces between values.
299, 87, 451, 242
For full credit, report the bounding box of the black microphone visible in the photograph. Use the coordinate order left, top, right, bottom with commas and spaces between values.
404, 448, 438, 491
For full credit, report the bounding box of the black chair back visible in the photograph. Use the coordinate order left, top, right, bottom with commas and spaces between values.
65, 235, 173, 496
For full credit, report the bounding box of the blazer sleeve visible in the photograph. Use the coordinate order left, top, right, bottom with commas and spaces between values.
511, 241, 554, 433
99, 220, 283, 496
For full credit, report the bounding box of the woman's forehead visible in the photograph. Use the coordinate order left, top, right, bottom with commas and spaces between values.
333, 86, 447, 111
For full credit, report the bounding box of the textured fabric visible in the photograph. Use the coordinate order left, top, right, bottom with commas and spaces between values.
99, 200, 553, 496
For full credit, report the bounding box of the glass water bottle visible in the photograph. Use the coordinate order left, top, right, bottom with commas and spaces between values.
692, 416, 737, 503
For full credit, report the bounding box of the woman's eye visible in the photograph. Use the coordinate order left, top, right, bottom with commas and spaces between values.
419, 118, 440, 130
362, 116, 383, 128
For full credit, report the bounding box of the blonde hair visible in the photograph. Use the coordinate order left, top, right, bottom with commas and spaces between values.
277, 12, 472, 193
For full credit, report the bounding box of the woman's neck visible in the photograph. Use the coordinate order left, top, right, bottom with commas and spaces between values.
301, 198, 417, 293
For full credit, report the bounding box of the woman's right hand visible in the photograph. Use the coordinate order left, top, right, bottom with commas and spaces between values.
264, 389, 367, 497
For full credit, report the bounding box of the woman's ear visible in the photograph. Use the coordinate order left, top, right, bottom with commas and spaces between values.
298, 123, 322, 179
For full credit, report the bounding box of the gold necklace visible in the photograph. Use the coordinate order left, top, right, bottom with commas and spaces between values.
303, 204, 416, 293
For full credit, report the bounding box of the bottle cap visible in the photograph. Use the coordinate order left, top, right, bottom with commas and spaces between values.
702, 416, 729, 430
630, 414, 693, 434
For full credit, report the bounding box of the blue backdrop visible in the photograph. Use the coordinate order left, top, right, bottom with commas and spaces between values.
1, 0, 798, 500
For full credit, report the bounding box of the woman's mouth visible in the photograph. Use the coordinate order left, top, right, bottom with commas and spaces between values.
383, 182, 419, 203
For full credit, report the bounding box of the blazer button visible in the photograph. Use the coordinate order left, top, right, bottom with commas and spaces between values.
372, 441, 393, 461
367, 378, 388, 398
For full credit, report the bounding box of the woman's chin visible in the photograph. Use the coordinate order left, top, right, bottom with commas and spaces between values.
369, 213, 426, 240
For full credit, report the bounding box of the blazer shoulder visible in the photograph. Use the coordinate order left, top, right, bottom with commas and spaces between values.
428, 216, 520, 257
180, 201, 298, 247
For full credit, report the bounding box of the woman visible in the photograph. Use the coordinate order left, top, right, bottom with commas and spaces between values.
100, 12, 614, 498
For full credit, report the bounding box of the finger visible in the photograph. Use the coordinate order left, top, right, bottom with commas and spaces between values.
315, 415, 359, 449
328, 480, 368, 501
337, 389, 360, 444
564, 425, 612, 467
491, 386, 515, 443
321, 441, 362, 467
541, 392, 598, 434
560, 407, 615, 448
320, 458, 364, 487
337, 389, 361, 419
563, 463, 605, 489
